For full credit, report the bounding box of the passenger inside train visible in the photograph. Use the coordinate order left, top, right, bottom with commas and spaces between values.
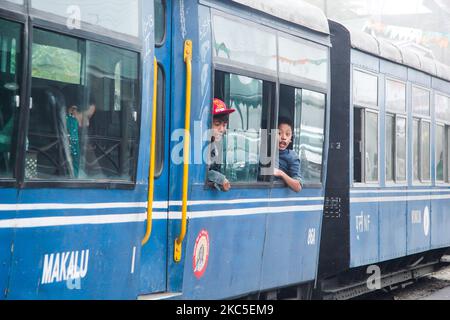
66, 95, 97, 178
207, 98, 235, 192
275, 117, 303, 193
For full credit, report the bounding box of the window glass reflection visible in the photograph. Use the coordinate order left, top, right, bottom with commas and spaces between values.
435, 94, 450, 122
396, 117, 406, 181
0, 18, 22, 179
297, 90, 325, 184
412, 87, 430, 117
31, 0, 140, 37
365, 111, 378, 182
386, 79, 406, 113
353, 70, 378, 106
224, 74, 263, 183
436, 125, 445, 182
213, 14, 277, 72
278, 35, 328, 87
28, 28, 139, 182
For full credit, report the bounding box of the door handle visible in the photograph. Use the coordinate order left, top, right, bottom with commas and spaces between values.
174, 40, 192, 263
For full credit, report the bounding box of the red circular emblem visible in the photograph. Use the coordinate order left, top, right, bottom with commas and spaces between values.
193, 230, 210, 279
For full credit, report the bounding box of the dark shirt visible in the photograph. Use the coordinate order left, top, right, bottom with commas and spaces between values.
277, 149, 303, 185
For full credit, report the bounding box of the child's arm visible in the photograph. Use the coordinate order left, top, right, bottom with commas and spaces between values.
274, 169, 302, 193
208, 169, 231, 192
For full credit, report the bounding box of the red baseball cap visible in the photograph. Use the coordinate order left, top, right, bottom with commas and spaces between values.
213, 98, 235, 116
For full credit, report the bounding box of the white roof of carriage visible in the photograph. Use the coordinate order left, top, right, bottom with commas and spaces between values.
231, 0, 330, 34
350, 29, 450, 81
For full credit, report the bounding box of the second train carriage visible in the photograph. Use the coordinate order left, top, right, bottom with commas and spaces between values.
318, 20, 450, 299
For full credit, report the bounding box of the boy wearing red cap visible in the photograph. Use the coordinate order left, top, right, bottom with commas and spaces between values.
208, 98, 235, 192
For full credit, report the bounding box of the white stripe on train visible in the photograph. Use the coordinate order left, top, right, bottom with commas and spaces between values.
0, 197, 324, 212
0, 204, 323, 228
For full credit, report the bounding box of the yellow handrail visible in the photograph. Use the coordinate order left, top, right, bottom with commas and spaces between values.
174, 40, 192, 263
142, 57, 159, 246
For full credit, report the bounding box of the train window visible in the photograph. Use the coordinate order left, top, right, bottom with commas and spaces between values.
412, 86, 430, 117
32, 30, 83, 85
386, 79, 406, 113
212, 14, 277, 73
353, 108, 379, 184
279, 85, 326, 185
353, 70, 378, 107
413, 119, 420, 181
385, 114, 395, 182
353, 108, 363, 183
436, 93, 450, 183
297, 90, 326, 184
0, 18, 22, 179
154, 0, 166, 46
27, 28, 139, 183
278, 35, 328, 88
385, 79, 407, 184
435, 94, 450, 123
436, 124, 445, 182
31, 0, 140, 37
396, 117, 407, 182
421, 121, 431, 182
155, 63, 165, 178
448, 128, 450, 183
413, 119, 431, 183
214, 70, 273, 184
365, 111, 379, 183
412, 86, 431, 184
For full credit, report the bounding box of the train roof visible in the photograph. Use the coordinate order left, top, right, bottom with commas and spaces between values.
349, 28, 450, 82
230, 0, 330, 35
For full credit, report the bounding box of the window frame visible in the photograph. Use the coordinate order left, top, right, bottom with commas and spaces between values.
435, 91, 450, 185
275, 82, 327, 188
435, 121, 446, 184
154, 61, 166, 179
385, 77, 407, 186
211, 9, 278, 79
210, 65, 276, 189
353, 68, 379, 109
29, 1, 142, 47
277, 30, 329, 92
0, 14, 25, 185
0, 7, 143, 190
154, 0, 167, 48
352, 68, 380, 187
411, 84, 432, 186
208, 7, 331, 190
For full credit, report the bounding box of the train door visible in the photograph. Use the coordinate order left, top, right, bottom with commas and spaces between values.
0, 14, 23, 298
139, 0, 172, 294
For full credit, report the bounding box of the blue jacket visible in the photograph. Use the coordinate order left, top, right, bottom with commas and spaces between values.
277, 149, 304, 185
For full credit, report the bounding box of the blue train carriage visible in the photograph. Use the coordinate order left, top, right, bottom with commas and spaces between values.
318, 20, 450, 299
149, 0, 332, 300
0, 0, 331, 300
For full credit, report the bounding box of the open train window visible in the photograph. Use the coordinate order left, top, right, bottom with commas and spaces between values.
0, 18, 22, 180
279, 84, 326, 186
27, 28, 140, 184
213, 70, 274, 184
